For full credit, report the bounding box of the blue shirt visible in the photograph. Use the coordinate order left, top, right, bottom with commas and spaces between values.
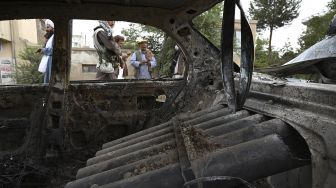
130, 50, 157, 79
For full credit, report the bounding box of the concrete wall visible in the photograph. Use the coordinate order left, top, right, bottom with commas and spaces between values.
18, 19, 39, 44
70, 47, 99, 80
234, 19, 258, 42
0, 21, 11, 41
0, 19, 43, 84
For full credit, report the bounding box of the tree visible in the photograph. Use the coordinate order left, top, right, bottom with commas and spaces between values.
192, 2, 223, 48
249, 0, 301, 62
14, 47, 43, 84
121, 23, 165, 55
157, 36, 176, 77
254, 37, 269, 68
254, 37, 281, 68
298, 0, 336, 51
328, 0, 336, 12
279, 41, 298, 64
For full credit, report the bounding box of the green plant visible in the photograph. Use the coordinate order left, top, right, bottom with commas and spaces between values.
14, 47, 43, 84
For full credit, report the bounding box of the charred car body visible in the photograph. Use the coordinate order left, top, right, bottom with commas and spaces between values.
0, 0, 335, 188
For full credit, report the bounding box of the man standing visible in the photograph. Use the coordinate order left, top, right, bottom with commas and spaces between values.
93, 21, 122, 80
130, 40, 157, 79
327, 14, 336, 36
113, 35, 129, 78
38, 19, 54, 83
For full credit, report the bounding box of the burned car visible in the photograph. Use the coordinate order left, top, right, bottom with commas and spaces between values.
0, 0, 335, 188
259, 35, 336, 84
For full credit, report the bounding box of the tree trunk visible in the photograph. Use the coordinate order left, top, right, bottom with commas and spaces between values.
268, 25, 273, 64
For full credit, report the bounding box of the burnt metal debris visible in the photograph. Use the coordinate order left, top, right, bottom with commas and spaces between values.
258, 35, 336, 83
65, 105, 310, 188
221, 0, 254, 112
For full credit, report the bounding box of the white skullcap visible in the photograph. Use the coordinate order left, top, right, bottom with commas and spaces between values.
45, 19, 54, 29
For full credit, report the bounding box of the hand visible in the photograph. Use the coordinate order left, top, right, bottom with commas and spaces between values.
141, 60, 149, 65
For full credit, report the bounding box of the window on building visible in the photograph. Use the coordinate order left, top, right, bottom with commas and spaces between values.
73, 42, 79, 48
2, 74, 12, 78
82, 64, 96, 73
1, 59, 11, 64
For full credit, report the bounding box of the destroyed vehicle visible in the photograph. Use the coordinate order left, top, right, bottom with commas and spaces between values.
0, 0, 335, 188
258, 35, 336, 84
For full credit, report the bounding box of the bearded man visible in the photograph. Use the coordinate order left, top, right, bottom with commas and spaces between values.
130, 40, 157, 79
93, 20, 123, 80
38, 19, 54, 84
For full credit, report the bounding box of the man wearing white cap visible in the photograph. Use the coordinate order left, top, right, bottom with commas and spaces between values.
130, 40, 157, 79
38, 19, 54, 83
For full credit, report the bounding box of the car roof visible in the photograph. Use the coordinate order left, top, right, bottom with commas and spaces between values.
0, 0, 221, 23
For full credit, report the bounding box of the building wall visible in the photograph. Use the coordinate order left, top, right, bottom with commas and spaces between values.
0, 19, 43, 84
233, 19, 258, 66
0, 20, 42, 61
0, 21, 11, 41
72, 34, 87, 48
14, 20, 41, 61
18, 19, 38, 44
234, 19, 258, 42
0, 40, 13, 58
70, 48, 99, 80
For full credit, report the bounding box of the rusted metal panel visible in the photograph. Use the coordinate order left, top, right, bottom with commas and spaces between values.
244, 79, 336, 187
65, 105, 310, 188
258, 35, 336, 82
285, 35, 336, 66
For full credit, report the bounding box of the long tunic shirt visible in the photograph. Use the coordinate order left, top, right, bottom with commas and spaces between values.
42, 35, 54, 83
94, 28, 121, 80
130, 50, 157, 79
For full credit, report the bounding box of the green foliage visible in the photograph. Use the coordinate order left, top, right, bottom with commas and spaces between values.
328, 0, 336, 11
157, 37, 176, 77
14, 47, 43, 84
249, 0, 301, 30
279, 41, 298, 64
298, 0, 336, 51
249, 0, 301, 62
254, 37, 293, 68
254, 37, 270, 68
121, 23, 164, 54
192, 2, 223, 48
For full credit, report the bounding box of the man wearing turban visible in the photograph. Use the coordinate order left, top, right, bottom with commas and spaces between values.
38, 19, 54, 83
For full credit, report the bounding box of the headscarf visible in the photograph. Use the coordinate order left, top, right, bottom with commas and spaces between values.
99, 20, 114, 39
45, 19, 54, 29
